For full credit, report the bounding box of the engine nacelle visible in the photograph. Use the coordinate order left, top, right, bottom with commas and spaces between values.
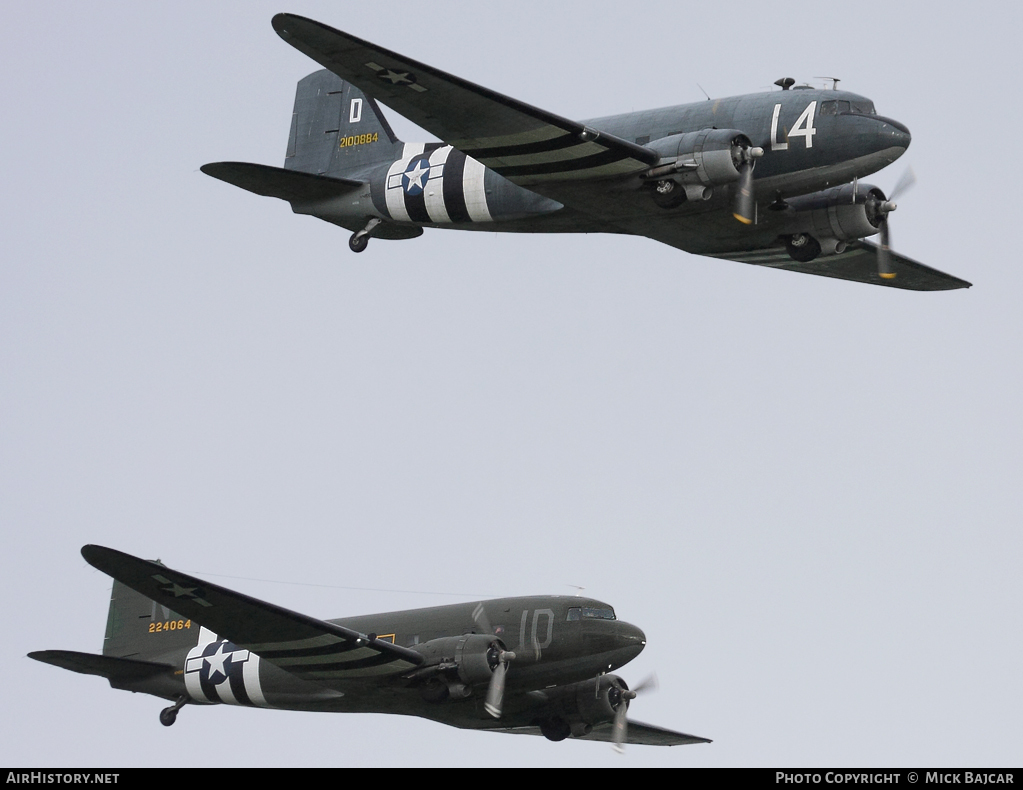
650, 128, 750, 183
538, 674, 630, 734
784, 183, 885, 248
407, 634, 503, 702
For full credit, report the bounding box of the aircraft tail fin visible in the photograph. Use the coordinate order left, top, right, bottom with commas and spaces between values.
285, 68, 402, 178
102, 573, 198, 661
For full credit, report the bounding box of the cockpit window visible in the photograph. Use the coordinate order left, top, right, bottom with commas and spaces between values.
821, 99, 876, 116
566, 607, 616, 621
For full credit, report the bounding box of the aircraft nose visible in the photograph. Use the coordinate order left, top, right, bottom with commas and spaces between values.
876, 116, 911, 153
616, 622, 646, 657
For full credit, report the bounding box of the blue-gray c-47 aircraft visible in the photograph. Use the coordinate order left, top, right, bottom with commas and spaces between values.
30, 546, 710, 750
201, 13, 969, 291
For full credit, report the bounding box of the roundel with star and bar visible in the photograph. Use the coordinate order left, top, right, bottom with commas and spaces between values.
377, 142, 494, 225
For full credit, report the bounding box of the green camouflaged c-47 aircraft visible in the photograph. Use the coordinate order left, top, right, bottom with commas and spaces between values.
30, 546, 710, 750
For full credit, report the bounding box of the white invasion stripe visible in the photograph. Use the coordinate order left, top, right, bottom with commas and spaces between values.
272, 648, 382, 666
385, 158, 412, 222
450, 126, 569, 150
243, 633, 343, 653
462, 156, 492, 222
510, 157, 644, 184
478, 141, 604, 168
184, 661, 213, 703
215, 671, 240, 706
244, 654, 270, 708
425, 146, 453, 223
184, 628, 219, 704
403, 142, 426, 158
301, 661, 417, 679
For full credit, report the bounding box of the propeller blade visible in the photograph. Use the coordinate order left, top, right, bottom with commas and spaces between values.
630, 673, 659, 696
471, 602, 492, 635
889, 166, 916, 202
483, 649, 515, 719
611, 688, 637, 753
878, 218, 895, 279
733, 161, 755, 224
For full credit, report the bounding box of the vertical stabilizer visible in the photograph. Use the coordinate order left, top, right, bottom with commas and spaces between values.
285, 69, 402, 178
103, 572, 197, 661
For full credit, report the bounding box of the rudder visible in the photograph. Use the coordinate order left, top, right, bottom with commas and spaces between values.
285, 69, 402, 178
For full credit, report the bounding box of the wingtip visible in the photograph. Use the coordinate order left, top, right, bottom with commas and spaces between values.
80, 544, 125, 572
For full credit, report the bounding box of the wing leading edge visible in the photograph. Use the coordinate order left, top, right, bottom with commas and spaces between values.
271, 14, 657, 187
80, 545, 423, 684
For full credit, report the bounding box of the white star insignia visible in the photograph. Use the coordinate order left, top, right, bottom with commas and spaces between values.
204, 644, 229, 682
404, 161, 429, 190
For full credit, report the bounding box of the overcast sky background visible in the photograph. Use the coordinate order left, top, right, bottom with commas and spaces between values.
3, 0, 1021, 768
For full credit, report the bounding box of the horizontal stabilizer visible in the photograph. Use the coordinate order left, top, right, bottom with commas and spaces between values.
201, 161, 364, 203
29, 650, 173, 682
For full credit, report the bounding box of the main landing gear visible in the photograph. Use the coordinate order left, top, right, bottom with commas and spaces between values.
349, 218, 382, 253
539, 716, 572, 742
785, 233, 822, 263
159, 695, 188, 727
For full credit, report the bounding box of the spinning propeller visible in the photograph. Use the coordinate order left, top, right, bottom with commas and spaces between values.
472, 603, 517, 719
610, 673, 659, 753
864, 168, 916, 279
733, 144, 765, 225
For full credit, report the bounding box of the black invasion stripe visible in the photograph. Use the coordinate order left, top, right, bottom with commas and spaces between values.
460, 132, 578, 160
404, 156, 432, 223
370, 172, 391, 218
442, 148, 471, 223
257, 640, 365, 660
293, 652, 405, 674
492, 148, 631, 178
423, 142, 444, 155
230, 668, 253, 706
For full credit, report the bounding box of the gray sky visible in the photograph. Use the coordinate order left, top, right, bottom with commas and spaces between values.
3, 0, 1021, 768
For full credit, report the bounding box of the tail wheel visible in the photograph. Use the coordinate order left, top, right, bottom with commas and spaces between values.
349, 232, 369, 253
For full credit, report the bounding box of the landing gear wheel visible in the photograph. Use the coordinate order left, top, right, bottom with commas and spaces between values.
651, 179, 687, 209
786, 233, 822, 263
349, 232, 369, 253
419, 677, 450, 704
539, 717, 572, 742
159, 707, 178, 727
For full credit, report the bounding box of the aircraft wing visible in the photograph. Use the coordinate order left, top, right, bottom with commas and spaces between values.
706, 240, 972, 291
80, 545, 423, 683
492, 720, 712, 746
271, 14, 657, 187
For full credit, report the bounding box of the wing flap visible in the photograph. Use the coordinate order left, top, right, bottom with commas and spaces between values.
271, 14, 657, 186
80, 545, 423, 685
